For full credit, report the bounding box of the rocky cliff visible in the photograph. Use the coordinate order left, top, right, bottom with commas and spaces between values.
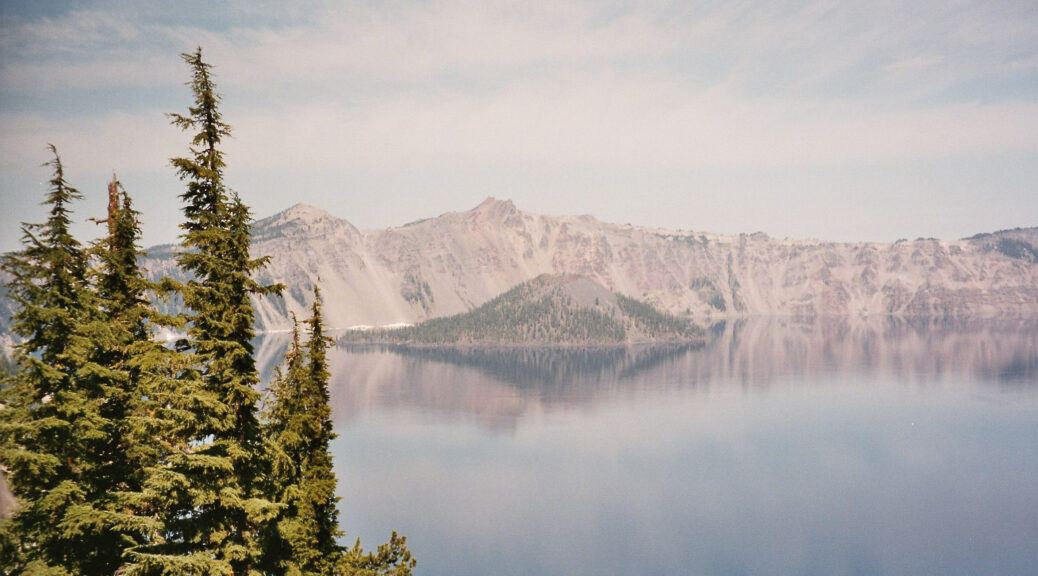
144, 197, 1036, 332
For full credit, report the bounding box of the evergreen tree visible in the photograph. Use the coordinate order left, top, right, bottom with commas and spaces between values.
261, 318, 308, 575
76, 177, 184, 573
263, 287, 415, 576
301, 286, 341, 574
133, 46, 280, 575
0, 49, 416, 576
0, 347, 13, 379
263, 288, 342, 575
0, 146, 100, 574
342, 533, 416, 576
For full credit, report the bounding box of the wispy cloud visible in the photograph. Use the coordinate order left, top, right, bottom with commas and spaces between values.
1, 0, 1037, 248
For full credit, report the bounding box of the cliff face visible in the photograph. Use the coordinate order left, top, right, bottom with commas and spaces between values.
138, 198, 1037, 331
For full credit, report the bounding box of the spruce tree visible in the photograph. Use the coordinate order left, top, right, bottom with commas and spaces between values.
301, 286, 341, 574
142, 46, 280, 575
0, 146, 99, 574
342, 533, 416, 576
94, 178, 226, 576
77, 177, 184, 573
264, 287, 416, 576
264, 287, 342, 576
261, 318, 308, 575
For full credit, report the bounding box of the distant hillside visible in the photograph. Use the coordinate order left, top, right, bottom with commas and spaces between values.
3, 199, 1037, 340
345, 274, 703, 346
166, 199, 1037, 332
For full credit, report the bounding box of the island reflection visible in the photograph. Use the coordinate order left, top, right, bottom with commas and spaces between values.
255, 317, 1037, 431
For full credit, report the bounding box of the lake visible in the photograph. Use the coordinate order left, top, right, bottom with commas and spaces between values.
258, 317, 1038, 575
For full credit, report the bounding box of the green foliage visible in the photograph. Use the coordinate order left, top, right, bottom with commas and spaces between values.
0, 146, 92, 574
2, 146, 87, 367
356, 275, 702, 345
382, 281, 626, 344
73, 178, 183, 574
690, 277, 725, 311
264, 288, 414, 576
342, 532, 416, 576
995, 238, 1037, 263
400, 273, 433, 311
616, 295, 701, 339
125, 47, 281, 576
708, 293, 726, 311
263, 287, 341, 575
0, 146, 154, 574
91, 180, 208, 576
1, 48, 413, 576
0, 351, 13, 380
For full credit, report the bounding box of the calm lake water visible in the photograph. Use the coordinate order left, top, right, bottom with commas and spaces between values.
259, 317, 1038, 576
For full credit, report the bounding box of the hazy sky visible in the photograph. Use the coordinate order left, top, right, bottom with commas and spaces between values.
2, 0, 1037, 251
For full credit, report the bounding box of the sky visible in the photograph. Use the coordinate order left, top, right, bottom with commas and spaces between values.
1, 0, 1037, 252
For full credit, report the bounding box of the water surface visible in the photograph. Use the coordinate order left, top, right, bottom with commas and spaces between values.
262, 317, 1038, 575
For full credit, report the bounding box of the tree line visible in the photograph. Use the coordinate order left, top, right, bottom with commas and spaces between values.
0, 48, 413, 576
350, 275, 702, 346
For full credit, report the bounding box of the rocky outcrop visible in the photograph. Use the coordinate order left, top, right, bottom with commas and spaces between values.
130, 198, 1036, 331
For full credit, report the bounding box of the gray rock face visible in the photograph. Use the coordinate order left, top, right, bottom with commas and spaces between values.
133, 198, 1037, 331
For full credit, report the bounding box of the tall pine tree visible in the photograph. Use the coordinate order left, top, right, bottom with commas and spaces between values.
263, 287, 342, 576
155, 46, 280, 575
263, 286, 415, 576
261, 317, 308, 575
76, 176, 182, 573
0, 146, 102, 574
301, 286, 341, 575
0, 49, 416, 576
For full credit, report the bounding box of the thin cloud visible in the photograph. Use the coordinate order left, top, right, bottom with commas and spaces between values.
1, 0, 1036, 250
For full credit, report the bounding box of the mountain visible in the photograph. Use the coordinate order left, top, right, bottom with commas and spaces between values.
136, 198, 1034, 332
344, 273, 702, 345
4, 198, 1035, 338
137, 199, 1038, 331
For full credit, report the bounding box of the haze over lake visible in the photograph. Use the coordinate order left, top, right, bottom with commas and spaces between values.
257, 317, 1038, 576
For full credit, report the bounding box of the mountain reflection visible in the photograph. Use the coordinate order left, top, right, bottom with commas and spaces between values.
253, 317, 1037, 431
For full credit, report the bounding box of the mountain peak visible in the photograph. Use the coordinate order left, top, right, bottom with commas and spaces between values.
281, 203, 334, 222
470, 197, 519, 221
254, 203, 357, 240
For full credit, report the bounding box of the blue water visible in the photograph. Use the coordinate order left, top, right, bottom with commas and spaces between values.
295, 318, 1038, 575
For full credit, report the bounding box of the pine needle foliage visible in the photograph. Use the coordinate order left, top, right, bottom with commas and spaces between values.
0, 49, 415, 576
132, 47, 281, 576
342, 533, 416, 576
86, 180, 196, 576
263, 287, 342, 576
263, 287, 416, 576
0, 146, 103, 574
